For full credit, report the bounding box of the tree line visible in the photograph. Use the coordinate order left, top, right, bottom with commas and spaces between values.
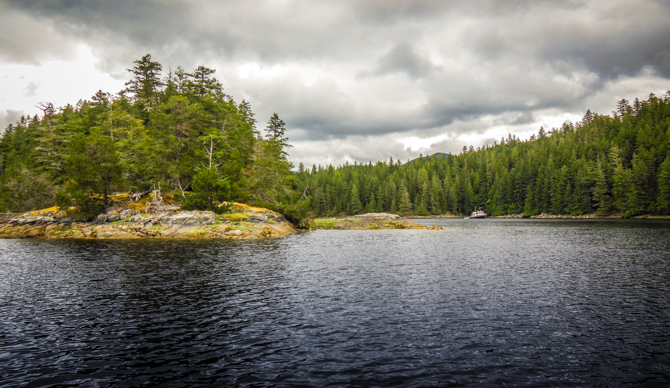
1, 55, 668, 221
295, 92, 670, 218
0, 54, 301, 218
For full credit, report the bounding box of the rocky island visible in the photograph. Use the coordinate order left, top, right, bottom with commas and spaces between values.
312, 213, 442, 230
0, 193, 295, 240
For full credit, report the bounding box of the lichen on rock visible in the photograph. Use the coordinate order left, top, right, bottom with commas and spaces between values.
0, 197, 295, 240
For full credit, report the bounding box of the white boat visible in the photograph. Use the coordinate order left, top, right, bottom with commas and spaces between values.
468, 209, 486, 219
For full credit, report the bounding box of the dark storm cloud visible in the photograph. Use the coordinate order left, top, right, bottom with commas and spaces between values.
2, 0, 669, 147
346, 0, 586, 23
510, 112, 536, 126
6, 0, 667, 78
3, 0, 365, 66
2, 0, 192, 67
0, 3, 76, 64
539, 21, 670, 78
4, 0, 187, 44
459, 1, 670, 79
358, 41, 437, 79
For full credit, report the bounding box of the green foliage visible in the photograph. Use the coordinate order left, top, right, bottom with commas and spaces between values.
246, 114, 294, 206
281, 196, 314, 229
657, 156, 670, 213
180, 168, 231, 214
349, 185, 363, 214
65, 132, 123, 206
0, 54, 289, 219
0, 167, 57, 212
56, 189, 106, 221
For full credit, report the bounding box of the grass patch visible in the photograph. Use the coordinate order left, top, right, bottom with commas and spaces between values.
228, 222, 263, 231
218, 213, 250, 222
313, 217, 361, 229
313, 218, 337, 229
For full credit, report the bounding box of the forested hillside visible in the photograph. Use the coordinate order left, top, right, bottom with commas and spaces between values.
297, 93, 670, 217
0, 55, 298, 217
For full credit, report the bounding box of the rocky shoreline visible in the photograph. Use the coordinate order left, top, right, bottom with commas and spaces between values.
312, 213, 442, 230
0, 200, 295, 240
491, 213, 670, 219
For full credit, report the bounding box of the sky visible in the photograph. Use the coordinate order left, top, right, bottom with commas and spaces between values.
1, 0, 669, 168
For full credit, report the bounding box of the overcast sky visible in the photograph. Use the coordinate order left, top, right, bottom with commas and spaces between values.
1, 0, 669, 167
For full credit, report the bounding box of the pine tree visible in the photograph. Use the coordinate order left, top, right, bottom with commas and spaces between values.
180, 168, 231, 214
397, 183, 413, 215
350, 184, 363, 214
429, 175, 443, 214
612, 164, 633, 216
366, 195, 377, 213
247, 114, 294, 206
656, 155, 670, 213
123, 54, 164, 107
592, 158, 612, 215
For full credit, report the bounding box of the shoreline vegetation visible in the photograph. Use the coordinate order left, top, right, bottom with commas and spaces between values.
312, 213, 441, 230
0, 194, 295, 240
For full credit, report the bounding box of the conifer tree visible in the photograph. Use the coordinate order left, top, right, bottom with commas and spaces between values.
656, 155, 670, 213
350, 184, 363, 214
429, 175, 443, 214
592, 158, 612, 215
397, 183, 413, 215
123, 54, 164, 108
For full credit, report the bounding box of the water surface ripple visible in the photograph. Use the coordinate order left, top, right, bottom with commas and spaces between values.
1, 219, 669, 386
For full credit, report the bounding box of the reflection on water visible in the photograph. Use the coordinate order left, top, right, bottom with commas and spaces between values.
1, 219, 669, 386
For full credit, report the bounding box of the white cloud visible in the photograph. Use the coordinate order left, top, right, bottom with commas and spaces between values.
0, 45, 125, 128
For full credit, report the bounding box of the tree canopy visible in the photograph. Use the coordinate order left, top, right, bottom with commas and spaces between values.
0, 55, 295, 217
295, 92, 670, 218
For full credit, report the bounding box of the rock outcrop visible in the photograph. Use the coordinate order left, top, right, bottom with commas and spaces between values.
353, 212, 401, 220
0, 200, 295, 240
314, 213, 442, 230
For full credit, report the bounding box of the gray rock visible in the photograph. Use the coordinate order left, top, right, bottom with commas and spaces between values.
248, 214, 267, 223
162, 211, 216, 226
14, 215, 56, 225
354, 213, 401, 220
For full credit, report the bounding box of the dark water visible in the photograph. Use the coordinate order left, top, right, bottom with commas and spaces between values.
1, 219, 670, 387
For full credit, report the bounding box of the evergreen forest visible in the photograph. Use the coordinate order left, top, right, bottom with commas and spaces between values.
296, 93, 670, 218
1, 54, 669, 221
